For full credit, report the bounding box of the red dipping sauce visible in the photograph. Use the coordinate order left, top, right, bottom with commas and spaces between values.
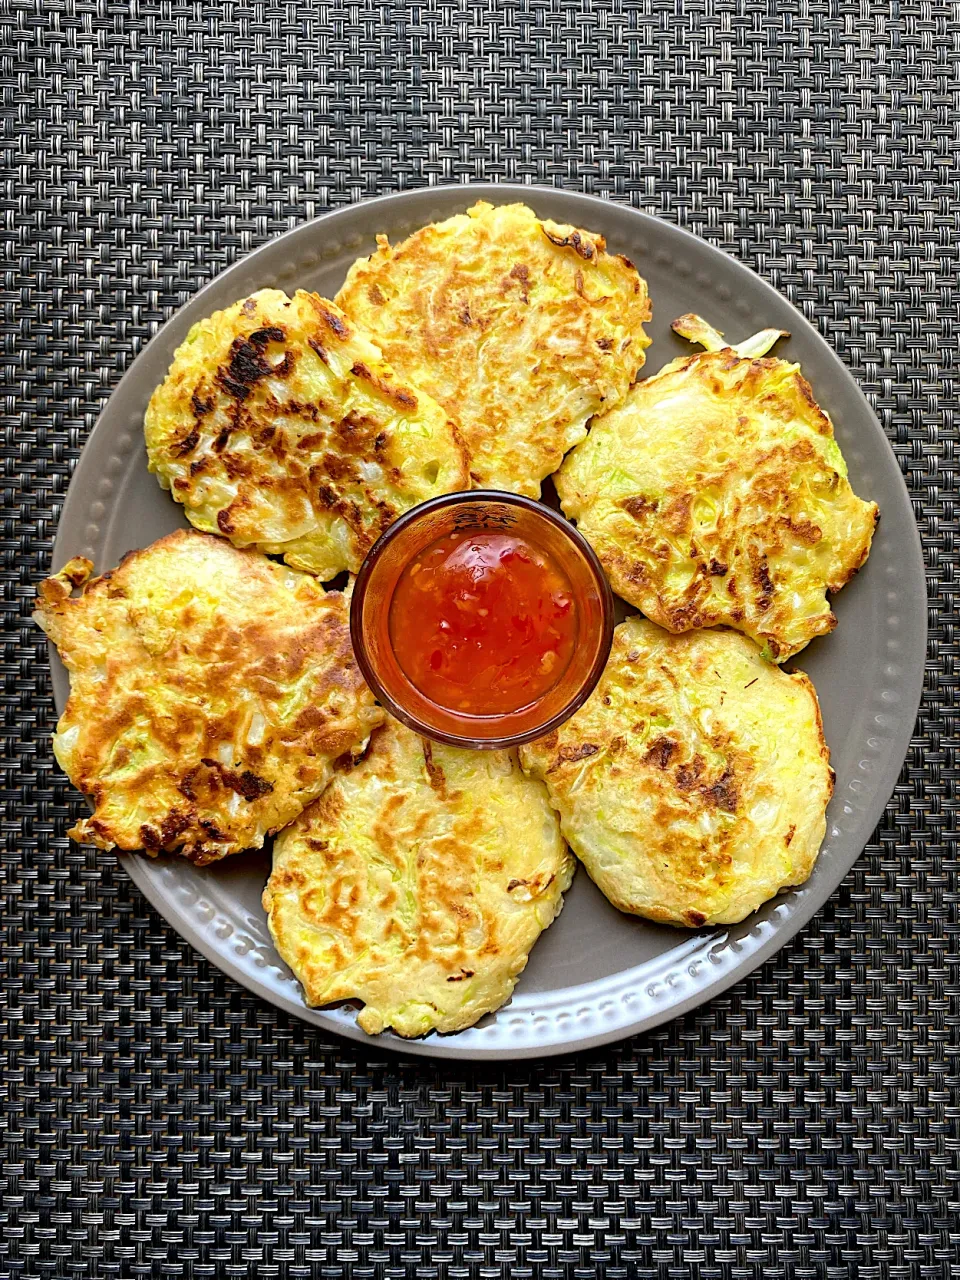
351, 491, 614, 749
388, 529, 578, 716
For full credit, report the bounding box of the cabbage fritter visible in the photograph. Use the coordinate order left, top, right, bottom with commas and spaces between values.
335, 201, 652, 496
35, 530, 384, 864
264, 718, 574, 1037
520, 618, 833, 927
145, 289, 468, 579
557, 314, 879, 660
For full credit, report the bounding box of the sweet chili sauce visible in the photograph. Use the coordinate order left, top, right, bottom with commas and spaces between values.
388, 528, 578, 716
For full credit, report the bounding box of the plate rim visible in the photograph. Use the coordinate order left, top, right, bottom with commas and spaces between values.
50, 183, 927, 1060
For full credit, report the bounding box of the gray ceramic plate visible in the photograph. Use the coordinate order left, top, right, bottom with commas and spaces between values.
49, 185, 926, 1060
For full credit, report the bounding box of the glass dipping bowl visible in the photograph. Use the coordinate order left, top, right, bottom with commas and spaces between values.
350, 491, 614, 749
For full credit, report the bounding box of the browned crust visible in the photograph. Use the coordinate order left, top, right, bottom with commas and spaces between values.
520, 620, 833, 927
563, 348, 879, 661
334, 201, 653, 497
145, 289, 469, 578
36, 529, 383, 863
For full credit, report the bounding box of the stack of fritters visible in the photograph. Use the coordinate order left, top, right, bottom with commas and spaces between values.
39, 200, 878, 1037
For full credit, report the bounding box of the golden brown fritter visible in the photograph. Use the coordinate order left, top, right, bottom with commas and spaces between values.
145, 289, 468, 579
264, 718, 574, 1037
520, 617, 833, 927
35, 530, 384, 864
557, 315, 879, 660
335, 201, 652, 496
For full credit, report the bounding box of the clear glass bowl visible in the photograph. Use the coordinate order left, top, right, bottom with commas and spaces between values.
350, 491, 614, 749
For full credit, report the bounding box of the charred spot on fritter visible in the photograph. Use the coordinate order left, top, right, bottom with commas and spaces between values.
543, 225, 596, 260
754, 559, 775, 610
622, 495, 658, 521
548, 742, 600, 772
191, 388, 214, 417
701, 767, 739, 812
173, 425, 200, 457
508, 263, 531, 302
350, 360, 418, 409
217, 326, 289, 400
196, 758, 275, 802
645, 737, 678, 769
446, 969, 475, 982
421, 741, 447, 797
675, 755, 704, 789
318, 304, 349, 338
139, 823, 162, 852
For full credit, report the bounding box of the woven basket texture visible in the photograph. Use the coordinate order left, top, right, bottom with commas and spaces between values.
2, 1, 958, 1276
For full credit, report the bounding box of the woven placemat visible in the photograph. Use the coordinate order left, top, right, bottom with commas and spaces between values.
2, 0, 957, 1276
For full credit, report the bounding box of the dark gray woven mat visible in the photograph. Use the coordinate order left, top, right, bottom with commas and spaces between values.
2, 0, 958, 1276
